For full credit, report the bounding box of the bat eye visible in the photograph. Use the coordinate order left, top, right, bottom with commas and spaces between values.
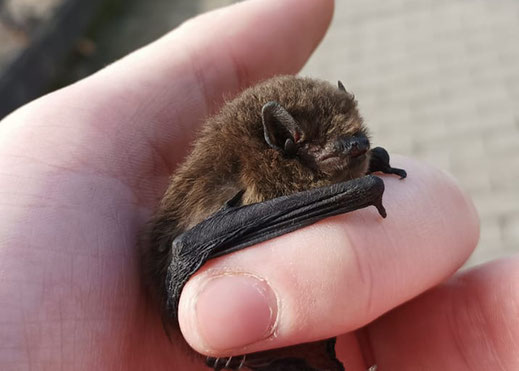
284, 138, 297, 156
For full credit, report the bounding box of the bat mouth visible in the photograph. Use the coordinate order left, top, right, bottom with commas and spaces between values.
319, 150, 367, 163
350, 147, 368, 158
318, 153, 368, 177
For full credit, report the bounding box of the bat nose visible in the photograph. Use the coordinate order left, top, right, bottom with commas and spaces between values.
341, 136, 369, 158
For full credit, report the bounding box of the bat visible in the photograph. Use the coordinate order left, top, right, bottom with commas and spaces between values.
142, 76, 406, 370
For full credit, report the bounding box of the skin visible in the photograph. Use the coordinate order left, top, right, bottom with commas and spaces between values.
0, 0, 517, 370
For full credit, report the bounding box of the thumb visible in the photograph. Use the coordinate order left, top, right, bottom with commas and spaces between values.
178, 157, 479, 356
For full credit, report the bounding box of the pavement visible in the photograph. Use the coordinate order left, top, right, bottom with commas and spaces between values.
301, 0, 519, 266
51, 0, 519, 266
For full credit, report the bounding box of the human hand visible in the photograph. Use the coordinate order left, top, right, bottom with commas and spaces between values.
0, 0, 515, 370
0, 1, 333, 369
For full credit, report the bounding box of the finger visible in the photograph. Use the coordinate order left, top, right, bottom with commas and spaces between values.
178, 157, 479, 356
3, 0, 334, 179
367, 256, 519, 370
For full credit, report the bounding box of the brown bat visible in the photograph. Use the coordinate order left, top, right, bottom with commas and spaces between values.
142, 76, 406, 370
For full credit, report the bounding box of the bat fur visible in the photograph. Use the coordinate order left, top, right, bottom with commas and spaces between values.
141, 76, 406, 370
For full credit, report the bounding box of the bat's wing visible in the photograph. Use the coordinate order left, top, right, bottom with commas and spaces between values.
160, 147, 406, 370
165, 174, 386, 316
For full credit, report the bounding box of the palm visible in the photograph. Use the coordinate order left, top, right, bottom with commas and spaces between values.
0, 101, 195, 369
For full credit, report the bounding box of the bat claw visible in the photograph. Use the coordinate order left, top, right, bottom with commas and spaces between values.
392, 167, 407, 179
206, 355, 247, 370
237, 355, 246, 369
368, 147, 407, 180
374, 197, 387, 218
206, 357, 221, 370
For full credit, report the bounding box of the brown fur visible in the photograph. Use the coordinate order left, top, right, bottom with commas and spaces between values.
142, 75, 370, 328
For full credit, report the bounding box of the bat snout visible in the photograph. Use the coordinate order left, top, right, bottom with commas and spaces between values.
339, 136, 370, 158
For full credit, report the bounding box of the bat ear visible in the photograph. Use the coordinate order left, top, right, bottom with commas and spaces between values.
338, 80, 355, 100
261, 101, 301, 155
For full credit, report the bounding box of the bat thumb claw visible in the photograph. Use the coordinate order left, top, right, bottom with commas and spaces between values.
374, 200, 387, 218
395, 168, 407, 179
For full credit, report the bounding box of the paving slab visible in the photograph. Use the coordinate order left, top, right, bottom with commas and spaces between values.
301, 0, 519, 266
54, 0, 519, 267
3, 0, 516, 267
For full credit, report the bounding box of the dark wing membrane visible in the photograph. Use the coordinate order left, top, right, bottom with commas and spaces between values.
165, 175, 385, 317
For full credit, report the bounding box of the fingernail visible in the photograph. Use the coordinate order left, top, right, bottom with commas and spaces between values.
195, 274, 277, 351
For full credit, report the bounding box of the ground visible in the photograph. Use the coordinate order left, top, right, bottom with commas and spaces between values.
3, 0, 519, 266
